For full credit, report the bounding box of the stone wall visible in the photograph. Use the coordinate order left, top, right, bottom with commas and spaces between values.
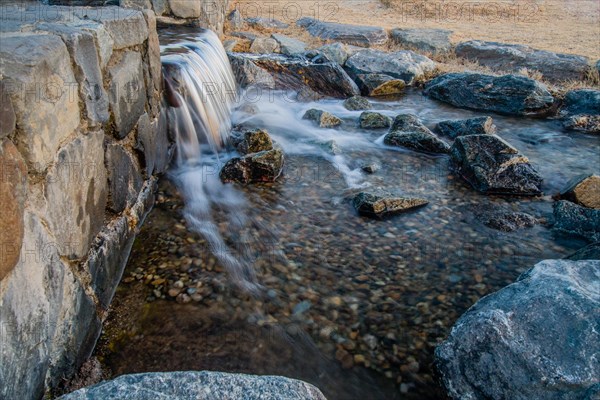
0, 2, 173, 399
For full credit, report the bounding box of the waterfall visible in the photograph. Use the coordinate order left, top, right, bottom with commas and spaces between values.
161, 30, 261, 293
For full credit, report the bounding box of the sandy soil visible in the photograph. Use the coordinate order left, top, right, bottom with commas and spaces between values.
228, 0, 600, 60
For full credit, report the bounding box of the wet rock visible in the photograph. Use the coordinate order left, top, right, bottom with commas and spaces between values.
249, 38, 280, 54
436, 259, 600, 400
271, 34, 306, 55
566, 242, 600, 261
106, 143, 143, 214
553, 200, 600, 242
436, 117, 496, 139
390, 28, 452, 54
384, 114, 450, 154
58, 371, 327, 400
246, 17, 289, 30
227, 9, 244, 30
345, 49, 436, 85
562, 115, 600, 134
455, 40, 590, 82
343, 96, 372, 111
424, 73, 554, 116
479, 211, 537, 232
352, 192, 428, 218
220, 148, 284, 184
302, 109, 342, 128
450, 135, 543, 195
355, 73, 406, 96
297, 17, 387, 47
359, 112, 392, 129
559, 174, 600, 209
236, 129, 274, 154
228, 53, 359, 98
361, 163, 381, 174
0, 140, 27, 281
136, 113, 172, 176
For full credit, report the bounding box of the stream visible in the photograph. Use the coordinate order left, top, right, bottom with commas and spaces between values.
93, 27, 598, 399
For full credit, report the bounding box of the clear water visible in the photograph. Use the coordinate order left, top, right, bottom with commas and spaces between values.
96, 26, 600, 399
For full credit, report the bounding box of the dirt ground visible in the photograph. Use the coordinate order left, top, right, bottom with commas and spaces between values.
228, 0, 600, 60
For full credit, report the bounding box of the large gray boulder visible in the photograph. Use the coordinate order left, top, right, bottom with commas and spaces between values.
424, 73, 554, 116
345, 49, 436, 85
271, 34, 306, 55
384, 114, 450, 154
436, 259, 600, 400
553, 200, 600, 242
450, 134, 543, 195
297, 17, 387, 47
560, 89, 600, 134
390, 28, 452, 54
58, 371, 327, 399
455, 40, 590, 82
228, 53, 359, 98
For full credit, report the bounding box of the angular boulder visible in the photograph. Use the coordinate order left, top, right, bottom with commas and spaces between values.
359, 112, 392, 129
455, 40, 590, 82
345, 49, 436, 85
343, 96, 371, 111
271, 34, 306, 55
235, 129, 274, 154
297, 18, 387, 47
228, 53, 360, 98
353, 192, 428, 218
436, 259, 600, 400
560, 89, 600, 134
424, 72, 554, 116
58, 371, 327, 400
249, 38, 280, 54
227, 9, 244, 30
220, 147, 284, 184
355, 73, 406, 96
553, 200, 600, 242
316, 42, 360, 65
450, 134, 543, 195
302, 109, 342, 128
436, 116, 496, 139
384, 114, 450, 154
390, 28, 452, 54
559, 174, 600, 209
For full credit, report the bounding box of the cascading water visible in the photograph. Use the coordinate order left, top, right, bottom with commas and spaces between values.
161, 30, 261, 292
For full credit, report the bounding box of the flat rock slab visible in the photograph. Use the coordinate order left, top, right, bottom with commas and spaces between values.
455, 40, 590, 82
345, 49, 436, 85
553, 200, 600, 242
390, 28, 452, 54
228, 53, 359, 98
436, 259, 600, 400
450, 134, 543, 195
297, 17, 387, 47
384, 114, 450, 154
353, 192, 428, 218
424, 73, 554, 116
58, 371, 327, 400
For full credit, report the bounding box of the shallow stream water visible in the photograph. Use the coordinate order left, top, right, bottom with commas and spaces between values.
94, 27, 599, 399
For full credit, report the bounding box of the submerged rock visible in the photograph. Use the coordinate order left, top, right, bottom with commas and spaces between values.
384, 114, 450, 154
297, 18, 387, 47
565, 242, 600, 260
436, 116, 496, 139
479, 210, 537, 232
355, 73, 406, 96
455, 40, 590, 82
424, 72, 554, 116
559, 174, 600, 209
343, 96, 371, 111
302, 109, 342, 128
390, 28, 452, 54
450, 135, 543, 195
58, 371, 327, 399
345, 49, 436, 85
228, 53, 359, 98
359, 112, 392, 129
361, 163, 381, 174
553, 200, 600, 242
436, 259, 600, 400
352, 192, 428, 218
